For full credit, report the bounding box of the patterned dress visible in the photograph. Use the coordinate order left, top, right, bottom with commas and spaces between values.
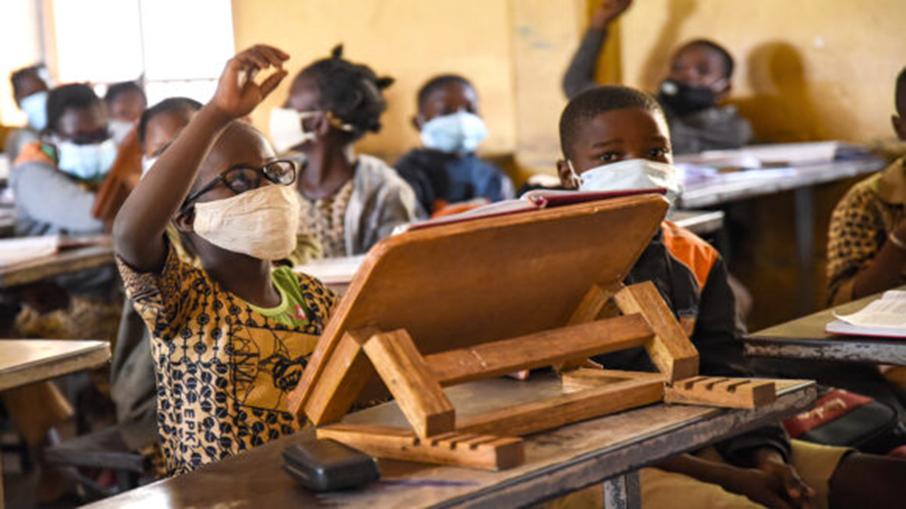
827, 157, 906, 304
298, 179, 355, 258
117, 246, 336, 475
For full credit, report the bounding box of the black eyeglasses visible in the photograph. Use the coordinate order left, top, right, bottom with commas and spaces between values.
181, 159, 297, 213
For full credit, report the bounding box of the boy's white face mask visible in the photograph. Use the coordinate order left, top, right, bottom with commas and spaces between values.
192, 184, 301, 261
568, 158, 683, 205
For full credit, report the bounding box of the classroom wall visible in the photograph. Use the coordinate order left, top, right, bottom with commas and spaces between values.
230, 0, 582, 167
617, 0, 906, 144
231, 0, 517, 161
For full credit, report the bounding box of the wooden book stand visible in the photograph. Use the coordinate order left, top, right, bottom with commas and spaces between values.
289, 195, 777, 471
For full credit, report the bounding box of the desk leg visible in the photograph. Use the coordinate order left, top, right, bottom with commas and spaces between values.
1, 444, 5, 509
603, 471, 640, 509
794, 187, 815, 315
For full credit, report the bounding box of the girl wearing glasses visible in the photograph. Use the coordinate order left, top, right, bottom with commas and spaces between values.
113, 46, 336, 476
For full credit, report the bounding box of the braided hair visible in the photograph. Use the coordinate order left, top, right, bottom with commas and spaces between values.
295, 45, 394, 142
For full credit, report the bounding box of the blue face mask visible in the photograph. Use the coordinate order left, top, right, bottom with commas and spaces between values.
569, 158, 684, 205
420, 111, 489, 154
56, 138, 118, 181
19, 91, 48, 131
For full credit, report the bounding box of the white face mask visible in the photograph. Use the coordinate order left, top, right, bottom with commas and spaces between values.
193, 184, 301, 261
108, 119, 134, 146
56, 138, 118, 181
269, 107, 328, 153
569, 158, 683, 205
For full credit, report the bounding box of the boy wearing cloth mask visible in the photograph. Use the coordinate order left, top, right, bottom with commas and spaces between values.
395, 75, 514, 216
5, 64, 50, 161
113, 46, 336, 475
553, 85, 904, 509
563, 0, 752, 154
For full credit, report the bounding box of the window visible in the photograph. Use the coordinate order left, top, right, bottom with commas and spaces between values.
51, 0, 234, 104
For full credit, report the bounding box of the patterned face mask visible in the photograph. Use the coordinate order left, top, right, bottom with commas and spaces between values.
192, 184, 301, 261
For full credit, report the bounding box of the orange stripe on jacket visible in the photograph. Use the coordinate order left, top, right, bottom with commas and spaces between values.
660, 220, 719, 291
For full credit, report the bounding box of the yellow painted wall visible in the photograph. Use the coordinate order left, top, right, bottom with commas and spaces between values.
231, 0, 520, 161
618, 0, 906, 143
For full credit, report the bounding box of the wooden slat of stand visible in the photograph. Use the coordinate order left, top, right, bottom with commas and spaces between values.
363, 330, 455, 438
665, 376, 777, 410
561, 369, 666, 393
613, 282, 699, 382
317, 424, 524, 471
457, 377, 665, 437
302, 330, 377, 426
425, 314, 653, 385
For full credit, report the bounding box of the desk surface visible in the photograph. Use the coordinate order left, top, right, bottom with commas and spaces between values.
668, 209, 725, 236
0, 242, 114, 288
745, 287, 906, 365
89, 377, 814, 509
0, 339, 110, 392
678, 157, 885, 209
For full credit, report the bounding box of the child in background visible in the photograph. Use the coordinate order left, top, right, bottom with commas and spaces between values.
827, 66, 906, 305
104, 80, 147, 145
113, 45, 336, 475
395, 74, 514, 216
562, 0, 752, 154
269, 45, 419, 258
4, 64, 50, 160
12, 83, 114, 236
554, 85, 903, 509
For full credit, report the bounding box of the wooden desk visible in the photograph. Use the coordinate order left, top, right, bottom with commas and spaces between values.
0, 339, 111, 508
668, 209, 724, 236
0, 339, 111, 392
680, 157, 885, 317
0, 243, 114, 289
87, 377, 815, 509
677, 158, 884, 209
745, 288, 906, 366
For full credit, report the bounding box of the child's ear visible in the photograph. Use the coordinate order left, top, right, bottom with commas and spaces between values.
314, 113, 331, 137
557, 159, 579, 190
715, 80, 731, 102
892, 115, 906, 141
173, 210, 195, 234
411, 113, 424, 132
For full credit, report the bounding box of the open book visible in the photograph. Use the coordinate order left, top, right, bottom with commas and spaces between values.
393, 188, 666, 234
826, 290, 906, 338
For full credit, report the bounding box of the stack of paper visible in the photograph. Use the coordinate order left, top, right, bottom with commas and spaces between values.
826, 290, 906, 338
0, 235, 60, 267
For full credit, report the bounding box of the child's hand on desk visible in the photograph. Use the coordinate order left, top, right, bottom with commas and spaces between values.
210, 45, 289, 120
725, 448, 815, 509
590, 0, 633, 31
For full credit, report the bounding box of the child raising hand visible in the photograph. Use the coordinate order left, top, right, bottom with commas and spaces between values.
113, 46, 337, 476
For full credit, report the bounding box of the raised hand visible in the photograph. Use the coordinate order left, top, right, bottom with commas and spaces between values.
590, 0, 634, 31
210, 44, 289, 120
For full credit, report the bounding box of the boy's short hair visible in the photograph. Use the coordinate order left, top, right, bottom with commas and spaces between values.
896, 66, 906, 116
678, 39, 735, 80
10, 65, 45, 99
417, 74, 473, 109
138, 97, 202, 147
46, 83, 103, 133
104, 80, 146, 106
559, 85, 665, 158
